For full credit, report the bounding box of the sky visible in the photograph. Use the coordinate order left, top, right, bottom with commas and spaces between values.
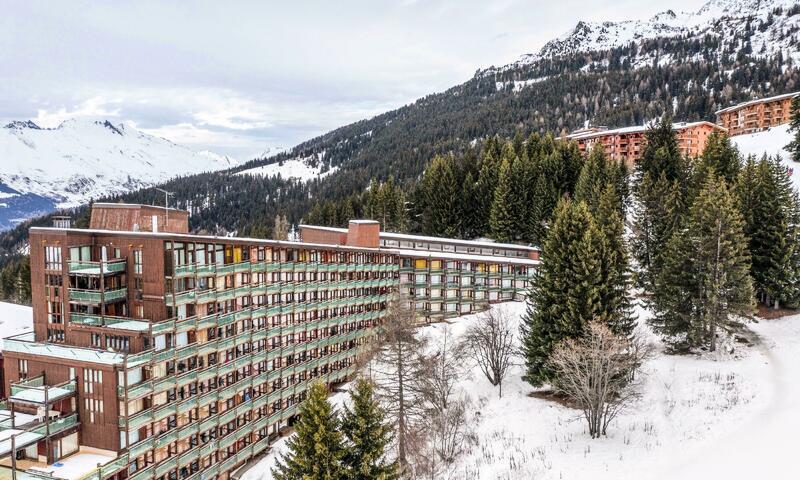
0, 0, 708, 161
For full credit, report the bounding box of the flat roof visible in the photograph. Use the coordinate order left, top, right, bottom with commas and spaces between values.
564, 121, 723, 141
92, 202, 187, 213
390, 248, 540, 266
299, 224, 539, 252
29, 227, 393, 255
716, 91, 800, 114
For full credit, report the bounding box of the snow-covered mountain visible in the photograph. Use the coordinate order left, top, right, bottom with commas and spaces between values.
492, 0, 800, 73
0, 119, 237, 230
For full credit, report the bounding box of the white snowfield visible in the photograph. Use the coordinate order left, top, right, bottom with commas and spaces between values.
0, 119, 236, 209
235, 157, 337, 182
240, 300, 800, 480
731, 124, 800, 192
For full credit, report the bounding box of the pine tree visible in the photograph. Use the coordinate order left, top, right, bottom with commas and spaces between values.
459, 171, 480, 238
636, 117, 684, 183
341, 379, 398, 480
421, 155, 460, 237
521, 200, 605, 386
787, 95, 800, 162
574, 144, 609, 212
695, 131, 741, 185
737, 155, 800, 308
490, 158, 515, 242
273, 382, 346, 480
652, 174, 755, 351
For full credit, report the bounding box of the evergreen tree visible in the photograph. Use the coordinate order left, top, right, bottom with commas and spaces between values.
574, 144, 609, 211
459, 171, 480, 238
652, 174, 755, 351
695, 131, 741, 185
787, 95, 800, 162
737, 155, 800, 308
636, 117, 684, 183
273, 382, 346, 480
420, 155, 460, 237
521, 200, 605, 386
341, 379, 398, 480
490, 158, 515, 242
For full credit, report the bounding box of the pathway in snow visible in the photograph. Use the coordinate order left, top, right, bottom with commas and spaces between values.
667, 315, 800, 479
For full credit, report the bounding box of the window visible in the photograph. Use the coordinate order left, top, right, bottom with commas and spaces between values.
83, 369, 104, 423
45, 246, 62, 270
133, 250, 143, 274
47, 328, 65, 342
47, 300, 63, 323
18, 359, 28, 380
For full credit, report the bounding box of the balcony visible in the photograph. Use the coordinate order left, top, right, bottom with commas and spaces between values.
68, 259, 126, 275
69, 287, 127, 304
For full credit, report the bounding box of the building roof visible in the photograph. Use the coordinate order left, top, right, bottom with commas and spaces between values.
391, 248, 540, 266
92, 202, 186, 213
299, 225, 539, 252
715, 91, 800, 115
563, 121, 723, 142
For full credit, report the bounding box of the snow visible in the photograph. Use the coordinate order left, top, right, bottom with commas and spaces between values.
0, 119, 237, 228
0, 302, 33, 351
238, 300, 800, 480
731, 124, 800, 192
29, 452, 117, 480
236, 157, 337, 182
487, 0, 800, 74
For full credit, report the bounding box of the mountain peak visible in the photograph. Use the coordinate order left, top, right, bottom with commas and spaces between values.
4, 120, 41, 130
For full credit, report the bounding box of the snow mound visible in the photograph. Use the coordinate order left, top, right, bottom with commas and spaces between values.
0, 302, 33, 351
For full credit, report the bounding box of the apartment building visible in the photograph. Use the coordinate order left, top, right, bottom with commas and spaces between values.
716, 91, 799, 136
0, 204, 539, 480
562, 121, 724, 167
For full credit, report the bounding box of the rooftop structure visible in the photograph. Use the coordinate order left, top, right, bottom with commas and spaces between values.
715, 91, 799, 136
562, 121, 725, 166
1, 204, 539, 480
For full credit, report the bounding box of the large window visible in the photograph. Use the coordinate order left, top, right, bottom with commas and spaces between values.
45, 246, 62, 270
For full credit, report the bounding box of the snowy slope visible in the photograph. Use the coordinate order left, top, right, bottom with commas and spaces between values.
731, 124, 800, 192
491, 0, 800, 74
235, 157, 337, 181
0, 119, 237, 229
0, 301, 33, 351
238, 301, 800, 480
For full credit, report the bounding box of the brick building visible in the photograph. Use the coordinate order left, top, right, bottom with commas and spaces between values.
562, 121, 725, 167
0, 204, 539, 480
715, 91, 799, 136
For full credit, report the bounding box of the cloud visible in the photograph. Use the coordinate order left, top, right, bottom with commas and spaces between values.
34, 96, 123, 128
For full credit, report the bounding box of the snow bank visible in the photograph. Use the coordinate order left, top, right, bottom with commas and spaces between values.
236, 158, 337, 182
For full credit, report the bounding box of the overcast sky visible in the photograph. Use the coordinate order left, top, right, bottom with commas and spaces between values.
0, 0, 707, 160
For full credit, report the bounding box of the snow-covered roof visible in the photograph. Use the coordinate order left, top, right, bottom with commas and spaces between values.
2, 332, 125, 366
0, 302, 34, 352
299, 225, 540, 252
10, 385, 74, 405
564, 121, 723, 141
716, 91, 800, 114
93, 202, 186, 213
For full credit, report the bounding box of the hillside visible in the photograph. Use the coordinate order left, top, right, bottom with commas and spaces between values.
0, 119, 236, 230
2, 0, 799, 256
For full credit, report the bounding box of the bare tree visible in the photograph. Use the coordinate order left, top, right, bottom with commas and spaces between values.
415, 397, 472, 480
461, 308, 515, 398
548, 321, 651, 438
419, 327, 465, 415
272, 214, 289, 240
370, 294, 428, 476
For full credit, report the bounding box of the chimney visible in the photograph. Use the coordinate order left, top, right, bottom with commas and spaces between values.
346, 220, 380, 248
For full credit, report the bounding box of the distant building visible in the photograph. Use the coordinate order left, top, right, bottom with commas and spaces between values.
0, 203, 539, 480
561, 121, 724, 167
716, 91, 799, 136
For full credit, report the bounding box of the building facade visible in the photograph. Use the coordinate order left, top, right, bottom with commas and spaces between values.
715, 91, 799, 136
0, 204, 539, 480
563, 121, 724, 167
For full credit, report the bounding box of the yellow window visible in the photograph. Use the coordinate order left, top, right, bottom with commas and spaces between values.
414, 259, 428, 269
431, 260, 442, 269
